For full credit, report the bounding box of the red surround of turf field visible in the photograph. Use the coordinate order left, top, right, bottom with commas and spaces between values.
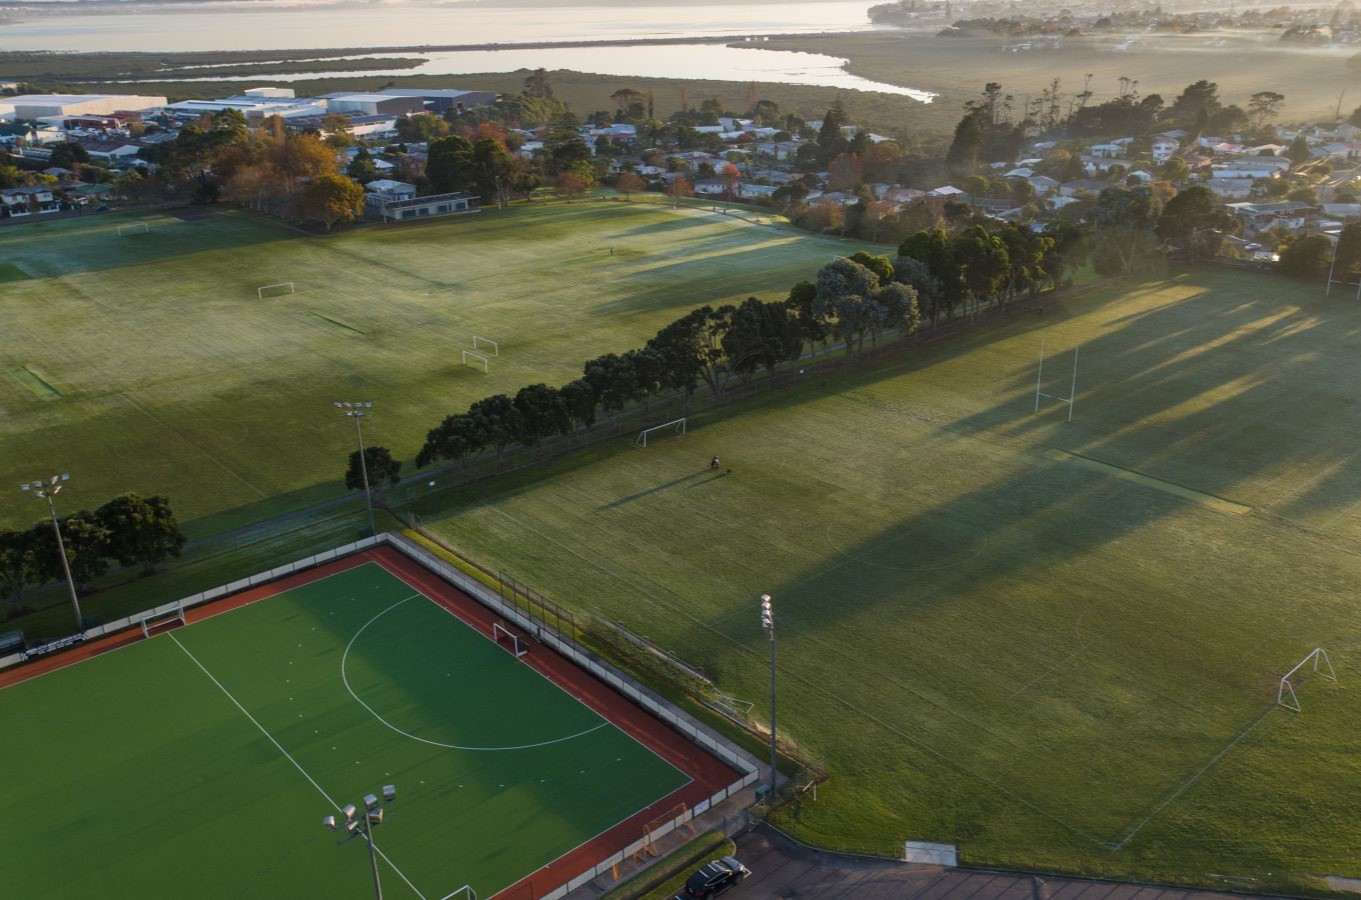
0, 545, 742, 899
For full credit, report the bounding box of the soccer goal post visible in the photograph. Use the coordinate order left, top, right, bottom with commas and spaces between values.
472, 335, 500, 356
257, 282, 295, 300
461, 350, 489, 373
140, 604, 186, 639
492, 621, 528, 658
116, 222, 149, 236
1277, 647, 1337, 711
635, 417, 687, 447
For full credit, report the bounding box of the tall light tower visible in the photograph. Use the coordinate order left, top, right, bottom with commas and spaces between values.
760, 593, 777, 801
323, 784, 396, 900
335, 401, 375, 537
20, 474, 83, 631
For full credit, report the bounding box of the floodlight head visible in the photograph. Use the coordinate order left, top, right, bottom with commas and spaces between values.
59, 474, 69, 482
367, 808, 384, 826
363, 793, 379, 810
363, 402, 373, 409
342, 803, 357, 821
382, 785, 396, 802
333, 401, 344, 408
20, 484, 29, 492
760, 594, 773, 632
323, 815, 338, 831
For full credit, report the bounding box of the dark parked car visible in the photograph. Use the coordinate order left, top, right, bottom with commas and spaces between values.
678, 856, 750, 898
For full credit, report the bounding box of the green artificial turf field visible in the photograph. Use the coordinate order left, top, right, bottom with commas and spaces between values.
0, 202, 866, 531
0, 562, 688, 898
405, 268, 1361, 893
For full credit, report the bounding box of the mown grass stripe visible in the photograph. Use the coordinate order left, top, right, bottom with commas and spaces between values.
10, 366, 61, 399
1044, 448, 1252, 516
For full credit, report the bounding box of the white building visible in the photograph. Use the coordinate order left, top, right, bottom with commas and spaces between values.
9, 94, 166, 119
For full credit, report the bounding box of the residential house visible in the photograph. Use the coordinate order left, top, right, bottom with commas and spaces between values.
1151, 138, 1179, 162
1224, 201, 1315, 236
1027, 175, 1060, 196
1, 186, 59, 216
1205, 179, 1255, 200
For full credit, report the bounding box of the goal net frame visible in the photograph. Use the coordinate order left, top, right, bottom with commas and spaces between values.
258, 280, 296, 298
461, 350, 489, 373
1034, 337, 1079, 422
1278, 647, 1336, 711
492, 621, 527, 658
140, 604, 186, 639
472, 336, 500, 357
116, 223, 149, 236
633, 802, 694, 860
257, 283, 298, 299
635, 417, 687, 448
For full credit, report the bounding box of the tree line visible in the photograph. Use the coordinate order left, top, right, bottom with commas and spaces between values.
0, 493, 186, 615
409, 255, 926, 471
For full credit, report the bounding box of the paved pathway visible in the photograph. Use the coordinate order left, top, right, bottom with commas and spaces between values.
732, 825, 1272, 900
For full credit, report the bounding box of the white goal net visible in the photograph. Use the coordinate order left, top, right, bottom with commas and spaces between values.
461, 350, 489, 373
140, 604, 186, 639
257, 282, 295, 300
117, 223, 149, 236
492, 621, 527, 658
636, 417, 686, 447
1278, 647, 1336, 712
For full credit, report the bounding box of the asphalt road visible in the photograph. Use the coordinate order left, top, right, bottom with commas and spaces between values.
732, 826, 1267, 900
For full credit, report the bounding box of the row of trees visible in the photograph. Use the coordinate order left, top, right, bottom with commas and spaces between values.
414, 268, 923, 469
0, 493, 186, 613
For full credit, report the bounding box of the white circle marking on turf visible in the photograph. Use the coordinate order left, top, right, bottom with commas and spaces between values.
341, 596, 609, 751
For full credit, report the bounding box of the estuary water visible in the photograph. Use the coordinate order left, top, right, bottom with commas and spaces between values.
0, 0, 935, 98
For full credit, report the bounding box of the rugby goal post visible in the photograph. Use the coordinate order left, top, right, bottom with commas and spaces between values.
140, 604, 186, 639
1278, 647, 1336, 712
472, 335, 500, 357
257, 282, 295, 300
1034, 338, 1079, 422
492, 621, 528, 658
461, 350, 489, 373
636, 417, 686, 447
116, 222, 149, 236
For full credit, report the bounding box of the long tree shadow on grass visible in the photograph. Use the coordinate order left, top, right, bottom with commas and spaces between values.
636, 269, 1361, 856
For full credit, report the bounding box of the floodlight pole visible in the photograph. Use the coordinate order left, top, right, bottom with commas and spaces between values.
20, 475, 82, 631
323, 785, 396, 900
335, 401, 375, 537
361, 812, 383, 900
760, 594, 777, 801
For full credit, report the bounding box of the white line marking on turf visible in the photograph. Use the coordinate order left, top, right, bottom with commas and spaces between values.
168, 633, 427, 900
342, 594, 610, 751
1112, 704, 1277, 850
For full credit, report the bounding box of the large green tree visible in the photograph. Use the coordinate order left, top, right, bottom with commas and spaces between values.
95, 493, 186, 576
296, 173, 364, 232
0, 528, 38, 609
1156, 185, 1234, 261
346, 447, 402, 491
426, 135, 475, 194
1090, 185, 1164, 276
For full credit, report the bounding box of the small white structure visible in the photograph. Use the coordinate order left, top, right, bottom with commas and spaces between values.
904, 841, 957, 866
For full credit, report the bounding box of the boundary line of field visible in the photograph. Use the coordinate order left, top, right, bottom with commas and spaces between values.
1109, 705, 1276, 850
167, 631, 429, 899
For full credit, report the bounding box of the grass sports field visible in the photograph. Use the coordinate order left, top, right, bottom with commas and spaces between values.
0, 201, 865, 532
0, 550, 731, 898
405, 267, 1361, 893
